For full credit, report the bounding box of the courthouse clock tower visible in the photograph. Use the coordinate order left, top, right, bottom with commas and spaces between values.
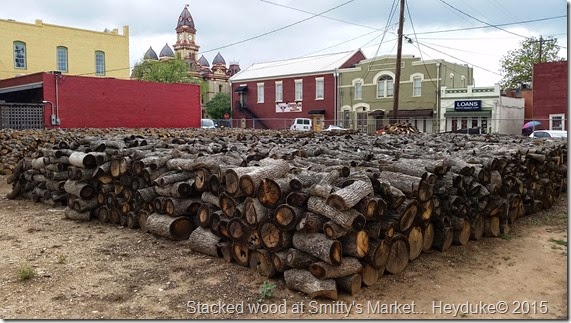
174, 4, 200, 68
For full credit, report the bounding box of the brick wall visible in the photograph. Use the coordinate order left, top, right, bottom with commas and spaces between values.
533, 61, 567, 129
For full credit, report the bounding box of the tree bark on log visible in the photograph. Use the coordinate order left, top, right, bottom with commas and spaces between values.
188, 227, 221, 257
326, 180, 373, 211
335, 274, 362, 296
146, 213, 194, 241
249, 249, 278, 278
239, 158, 290, 197
423, 222, 435, 252
284, 269, 337, 300
309, 257, 362, 279
274, 204, 304, 231
64, 207, 91, 221
296, 212, 328, 233
292, 232, 342, 266
64, 180, 95, 199
339, 231, 369, 258
285, 248, 320, 270
272, 250, 290, 273
307, 196, 366, 231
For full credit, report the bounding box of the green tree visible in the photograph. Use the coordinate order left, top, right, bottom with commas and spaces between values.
205, 92, 231, 120
499, 36, 563, 89
132, 58, 209, 97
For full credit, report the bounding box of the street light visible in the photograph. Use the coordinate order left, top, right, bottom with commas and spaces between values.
42, 100, 59, 125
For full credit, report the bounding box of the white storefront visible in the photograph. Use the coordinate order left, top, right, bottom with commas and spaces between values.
439, 84, 524, 134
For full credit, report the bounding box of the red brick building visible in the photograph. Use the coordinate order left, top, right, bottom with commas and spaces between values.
229, 50, 366, 130
0, 72, 201, 129
532, 61, 567, 131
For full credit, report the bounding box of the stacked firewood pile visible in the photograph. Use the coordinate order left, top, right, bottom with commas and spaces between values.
4, 129, 567, 300
375, 122, 419, 135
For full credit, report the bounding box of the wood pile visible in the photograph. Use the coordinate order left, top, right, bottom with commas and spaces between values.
375, 122, 419, 135
4, 129, 567, 300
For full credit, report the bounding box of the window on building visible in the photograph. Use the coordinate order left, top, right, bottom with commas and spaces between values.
95, 51, 105, 76
354, 80, 362, 100
451, 117, 458, 131
14, 41, 26, 69
218, 84, 223, 92
257, 83, 265, 103
481, 117, 488, 134
275, 81, 283, 102
471, 118, 478, 129
461, 117, 468, 129
550, 114, 565, 130
56, 46, 68, 73
343, 110, 351, 129
315, 77, 324, 100
295, 79, 303, 101
413, 77, 421, 96
461, 75, 466, 87
377, 75, 394, 98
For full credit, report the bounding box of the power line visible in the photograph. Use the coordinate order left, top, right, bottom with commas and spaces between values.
198, 0, 355, 55
413, 15, 565, 35
437, 0, 528, 39
259, 0, 380, 31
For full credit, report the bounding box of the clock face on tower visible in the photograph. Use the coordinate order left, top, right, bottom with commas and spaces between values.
189, 34, 193, 41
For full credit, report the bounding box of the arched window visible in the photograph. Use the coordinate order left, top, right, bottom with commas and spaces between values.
354, 80, 363, 100
95, 51, 105, 76
14, 41, 26, 69
377, 75, 394, 98
57, 46, 68, 73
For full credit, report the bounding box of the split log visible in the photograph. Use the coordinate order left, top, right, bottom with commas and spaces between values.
146, 213, 194, 241
284, 269, 337, 300
188, 227, 222, 257
423, 222, 435, 252
452, 216, 471, 245
292, 232, 342, 266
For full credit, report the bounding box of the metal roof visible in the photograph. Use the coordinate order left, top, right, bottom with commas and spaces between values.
230, 50, 362, 82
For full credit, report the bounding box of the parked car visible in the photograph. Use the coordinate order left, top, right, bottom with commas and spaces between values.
529, 130, 567, 139
323, 125, 348, 132
290, 118, 312, 131
201, 118, 216, 129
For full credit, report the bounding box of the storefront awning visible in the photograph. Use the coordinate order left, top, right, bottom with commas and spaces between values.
308, 109, 326, 115
387, 109, 434, 117
234, 86, 248, 92
444, 110, 491, 117
368, 110, 385, 117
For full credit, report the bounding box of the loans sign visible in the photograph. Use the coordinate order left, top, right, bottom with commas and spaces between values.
454, 100, 482, 111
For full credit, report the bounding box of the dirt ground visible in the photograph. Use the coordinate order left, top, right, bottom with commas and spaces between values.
0, 175, 567, 319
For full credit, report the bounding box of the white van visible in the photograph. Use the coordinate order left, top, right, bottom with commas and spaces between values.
529, 130, 567, 139
290, 118, 312, 131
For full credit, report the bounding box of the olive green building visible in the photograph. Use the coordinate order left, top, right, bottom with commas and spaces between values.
338, 55, 473, 133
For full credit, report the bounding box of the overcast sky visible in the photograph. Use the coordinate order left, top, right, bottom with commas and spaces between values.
2, 0, 568, 85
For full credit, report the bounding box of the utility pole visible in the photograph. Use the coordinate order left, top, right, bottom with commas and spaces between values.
391, 0, 405, 123
531, 35, 555, 64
